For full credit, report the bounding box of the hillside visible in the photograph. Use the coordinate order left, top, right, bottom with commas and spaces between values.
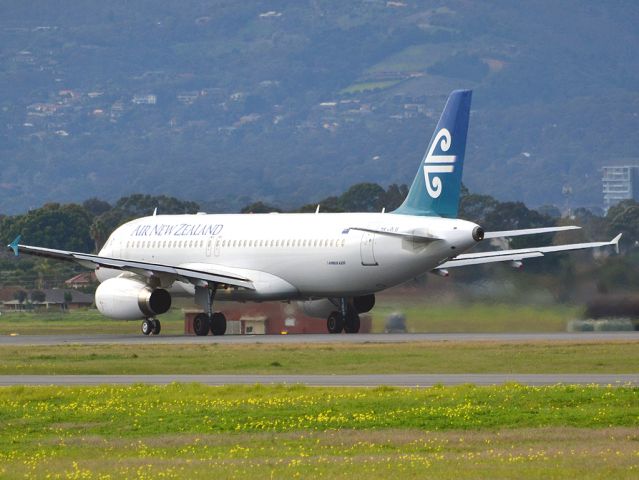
1, 0, 638, 214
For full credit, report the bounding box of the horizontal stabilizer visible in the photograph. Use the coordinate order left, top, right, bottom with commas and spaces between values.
441, 251, 544, 268
438, 234, 621, 270
483, 226, 581, 239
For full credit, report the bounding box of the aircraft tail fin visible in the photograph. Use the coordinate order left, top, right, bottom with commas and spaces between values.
393, 89, 472, 218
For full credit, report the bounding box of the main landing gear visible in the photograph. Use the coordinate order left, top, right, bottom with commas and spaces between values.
193, 311, 227, 336
141, 318, 161, 336
327, 299, 360, 334
193, 285, 227, 336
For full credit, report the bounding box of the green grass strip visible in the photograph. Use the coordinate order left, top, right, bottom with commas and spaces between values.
1, 341, 638, 374
1, 384, 637, 479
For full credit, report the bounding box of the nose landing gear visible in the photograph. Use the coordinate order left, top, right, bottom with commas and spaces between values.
141, 318, 161, 335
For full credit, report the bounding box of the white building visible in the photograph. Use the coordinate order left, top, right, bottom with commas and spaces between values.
602, 164, 639, 211
132, 94, 157, 105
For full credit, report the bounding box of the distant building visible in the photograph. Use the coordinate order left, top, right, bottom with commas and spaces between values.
177, 91, 199, 105
64, 272, 96, 289
132, 94, 157, 105
602, 163, 639, 211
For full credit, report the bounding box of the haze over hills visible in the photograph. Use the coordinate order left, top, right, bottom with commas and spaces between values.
1, 0, 638, 214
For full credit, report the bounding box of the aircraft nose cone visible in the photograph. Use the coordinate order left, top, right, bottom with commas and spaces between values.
472, 226, 485, 242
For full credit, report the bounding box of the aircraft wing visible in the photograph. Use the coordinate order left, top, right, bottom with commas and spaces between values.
6, 237, 255, 290
438, 234, 621, 269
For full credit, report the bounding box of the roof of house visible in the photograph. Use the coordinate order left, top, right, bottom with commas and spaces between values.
64, 272, 96, 285
42, 289, 94, 304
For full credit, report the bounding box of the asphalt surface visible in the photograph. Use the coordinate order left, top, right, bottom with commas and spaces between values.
1, 332, 638, 346
0, 374, 637, 387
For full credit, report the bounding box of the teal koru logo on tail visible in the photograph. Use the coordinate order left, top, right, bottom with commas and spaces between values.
423, 128, 456, 199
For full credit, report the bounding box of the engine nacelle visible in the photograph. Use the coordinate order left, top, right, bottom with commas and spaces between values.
95, 277, 171, 320
353, 294, 375, 313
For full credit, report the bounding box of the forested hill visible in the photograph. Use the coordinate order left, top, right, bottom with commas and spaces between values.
2, 1, 638, 214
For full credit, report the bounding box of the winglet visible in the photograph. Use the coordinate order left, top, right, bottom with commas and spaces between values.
8, 235, 21, 256
611, 233, 622, 254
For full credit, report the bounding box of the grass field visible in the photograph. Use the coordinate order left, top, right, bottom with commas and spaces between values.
0, 301, 581, 335
1, 341, 638, 375
0, 384, 637, 479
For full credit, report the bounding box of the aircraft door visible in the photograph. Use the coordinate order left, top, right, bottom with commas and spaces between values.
360, 232, 378, 266
214, 236, 222, 257
206, 237, 213, 257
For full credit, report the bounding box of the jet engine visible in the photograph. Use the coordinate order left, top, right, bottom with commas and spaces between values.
353, 294, 375, 313
300, 294, 376, 318
95, 277, 171, 320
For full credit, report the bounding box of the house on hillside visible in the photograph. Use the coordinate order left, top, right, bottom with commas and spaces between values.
64, 272, 96, 290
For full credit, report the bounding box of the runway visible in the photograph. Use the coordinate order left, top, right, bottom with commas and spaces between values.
0, 373, 637, 387
1, 332, 638, 346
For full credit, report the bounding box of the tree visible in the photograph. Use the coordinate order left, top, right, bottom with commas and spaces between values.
30, 290, 46, 303
63, 291, 73, 310
13, 290, 27, 304
240, 202, 282, 213
606, 200, 639, 251
19, 203, 93, 252
459, 193, 498, 224
338, 183, 386, 212
82, 198, 112, 217
113, 194, 200, 218
381, 184, 409, 211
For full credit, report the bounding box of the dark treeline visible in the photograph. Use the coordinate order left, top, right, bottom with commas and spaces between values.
1, 184, 639, 295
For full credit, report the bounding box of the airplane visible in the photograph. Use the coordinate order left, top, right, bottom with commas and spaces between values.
7, 89, 621, 336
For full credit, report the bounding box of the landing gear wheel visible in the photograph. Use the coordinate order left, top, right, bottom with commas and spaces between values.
141, 319, 153, 336
151, 319, 161, 335
344, 310, 360, 334
210, 312, 227, 336
193, 313, 211, 336
327, 311, 344, 334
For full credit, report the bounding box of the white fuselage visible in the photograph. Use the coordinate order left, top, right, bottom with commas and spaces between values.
96, 212, 480, 301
